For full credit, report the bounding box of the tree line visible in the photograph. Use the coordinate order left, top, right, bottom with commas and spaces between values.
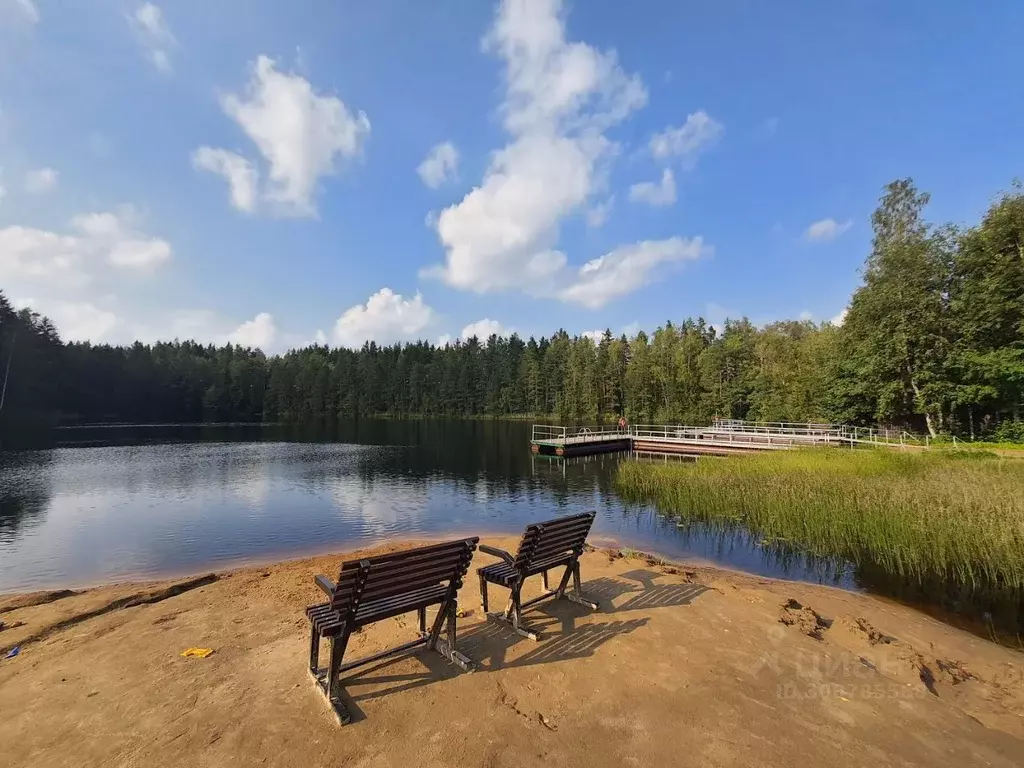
1, 178, 1022, 441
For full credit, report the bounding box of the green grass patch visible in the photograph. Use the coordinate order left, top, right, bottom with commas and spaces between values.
615, 449, 1024, 591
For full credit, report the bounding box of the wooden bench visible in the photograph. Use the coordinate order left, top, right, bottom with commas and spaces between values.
305, 537, 478, 724
477, 511, 599, 641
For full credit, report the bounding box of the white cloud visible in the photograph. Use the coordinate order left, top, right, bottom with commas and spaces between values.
798, 310, 813, 321
0, 211, 172, 342
629, 168, 676, 207
436, 334, 453, 347
333, 288, 436, 348
804, 218, 852, 242
107, 238, 172, 270
24, 167, 58, 194
130, 3, 176, 75
461, 318, 509, 341
0, 181, 5, 204
581, 329, 605, 344
830, 308, 848, 326
586, 196, 613, 228
427, 0, 649, 296
150, 50, 172, 75
228, 312, 277, 350
417, 142, 459, 189
0, 225, 91, 288
212, 55, 370, 217
8, 0, 38, 23
191, 147, 259, 212
649, 110, 723, 165
69, 211, 172, 271
558, 237, 707, 309
46, 302, 118, 342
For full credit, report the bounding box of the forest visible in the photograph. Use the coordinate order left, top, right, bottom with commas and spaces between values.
1, 178, 1022, 442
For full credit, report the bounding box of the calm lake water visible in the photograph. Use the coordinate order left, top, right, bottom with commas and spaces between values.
0, 420, 850, 593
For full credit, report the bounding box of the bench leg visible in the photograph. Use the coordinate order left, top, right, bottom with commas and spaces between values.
565, 560, 600, 611
431, 601, 473, 672
479, 572, 489, 613
307, 629, 354, 726
308, 625, 320, 676
485, 582, 541, 641
418, 606, 427, 635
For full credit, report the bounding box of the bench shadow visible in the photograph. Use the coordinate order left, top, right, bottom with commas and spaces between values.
330, 569, 709, 720
605, 569, 711, 613
336, 639, 465, 718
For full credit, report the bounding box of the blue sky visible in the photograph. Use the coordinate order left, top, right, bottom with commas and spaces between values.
1, 0, 1022, 351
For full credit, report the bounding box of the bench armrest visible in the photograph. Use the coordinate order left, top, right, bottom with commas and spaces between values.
314, 574, 336, 596
478, 544, 515, 565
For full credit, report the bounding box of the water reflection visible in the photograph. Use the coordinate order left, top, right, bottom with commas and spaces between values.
0, 451, 53, 542
0, 421, 1019, 642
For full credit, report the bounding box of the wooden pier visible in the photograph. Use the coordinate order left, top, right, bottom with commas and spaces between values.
530, 420, 914, 458
530, 425, 632, 457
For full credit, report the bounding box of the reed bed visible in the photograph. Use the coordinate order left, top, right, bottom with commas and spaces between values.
616, 449, 1024, 591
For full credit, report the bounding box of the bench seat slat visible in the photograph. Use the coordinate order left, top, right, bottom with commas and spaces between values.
479, 552, 575, 585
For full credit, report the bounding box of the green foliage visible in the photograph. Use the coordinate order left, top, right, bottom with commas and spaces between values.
616, 450, 1024, 591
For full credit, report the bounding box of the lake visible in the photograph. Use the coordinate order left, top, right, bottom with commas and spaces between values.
0, 420, 849, 594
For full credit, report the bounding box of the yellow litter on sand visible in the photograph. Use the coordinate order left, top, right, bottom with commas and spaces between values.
180, 647, 214, 658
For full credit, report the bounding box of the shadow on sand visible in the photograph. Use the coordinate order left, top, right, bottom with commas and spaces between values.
333, 567, 709, 722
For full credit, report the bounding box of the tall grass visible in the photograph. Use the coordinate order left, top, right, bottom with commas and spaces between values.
616, 449, 1024, 591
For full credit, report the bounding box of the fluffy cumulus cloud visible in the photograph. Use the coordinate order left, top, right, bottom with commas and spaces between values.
629, 168, 676, 207
332, 288, 436, 348
428, 1, 653, 296
581, 329, 605, 343
196, 56, 370, 217
425, 0, 707, 309
417, 142, 459, 188
461, 318, 510, 341
191, 148, 259, 212
24, 167, 58, 194
649, 110, 723, 165
0, 210, 171, 287
228, 312, 277, 349
558, 237, 708, 309
804, 218, 852, 242
0, 209, 172, 341
46, 302, 119, 342
830, 308, 849, 326
129, 3, 176, 75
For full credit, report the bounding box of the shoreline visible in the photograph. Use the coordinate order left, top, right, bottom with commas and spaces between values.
0, 529, 840, 599
1, 536, 1022, 767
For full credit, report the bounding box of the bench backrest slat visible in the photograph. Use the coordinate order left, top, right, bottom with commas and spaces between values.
327, 537, 478, 617
513, 511, 596, 569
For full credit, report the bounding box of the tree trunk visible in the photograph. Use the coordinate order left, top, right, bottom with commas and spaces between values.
908, 373, 938, 438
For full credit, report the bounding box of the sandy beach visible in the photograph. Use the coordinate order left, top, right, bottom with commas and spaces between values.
1, 538, 1021, 767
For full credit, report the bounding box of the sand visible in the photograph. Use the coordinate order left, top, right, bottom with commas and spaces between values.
0, 538, 1021, 767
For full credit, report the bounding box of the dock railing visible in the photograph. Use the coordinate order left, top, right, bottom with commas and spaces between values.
531, 424, 568, 443
634, 424, 799, 448
532, 420, 925, 450
531, 424, 631, 445
711, 418, 923, 447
